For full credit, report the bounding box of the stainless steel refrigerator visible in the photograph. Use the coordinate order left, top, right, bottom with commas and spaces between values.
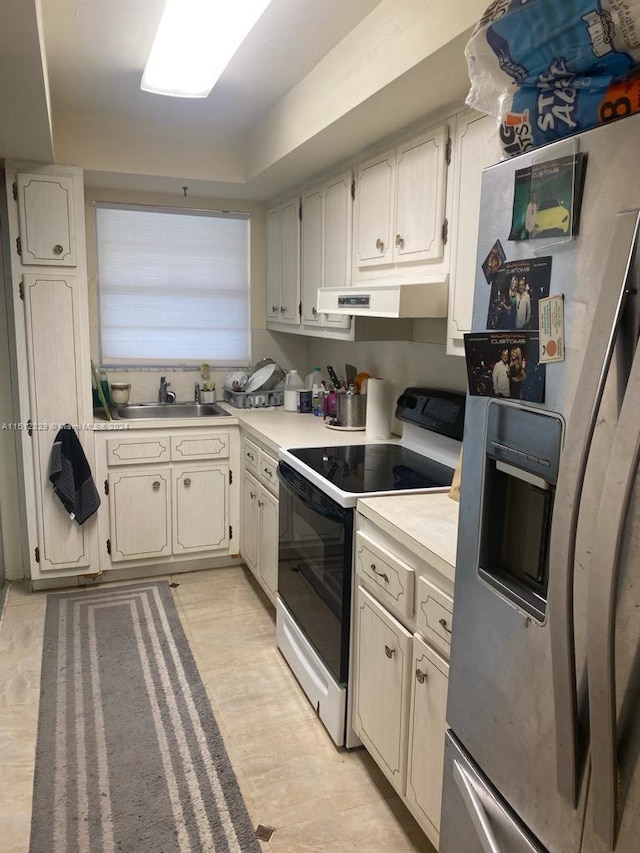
440, 113, 640, 853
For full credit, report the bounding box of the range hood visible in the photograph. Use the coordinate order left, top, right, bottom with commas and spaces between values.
317, 276, 448, 319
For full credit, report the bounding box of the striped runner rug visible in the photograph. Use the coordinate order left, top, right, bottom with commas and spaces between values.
30, 582, 261, 853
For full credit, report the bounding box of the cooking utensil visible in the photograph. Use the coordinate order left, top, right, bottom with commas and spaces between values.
345, 363, 357, 387
327, 364, 341, 389
354, 371, 371, 393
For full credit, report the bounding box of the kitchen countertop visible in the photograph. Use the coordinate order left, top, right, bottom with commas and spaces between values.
94, 405, 399, 455
357, 492, 459, 582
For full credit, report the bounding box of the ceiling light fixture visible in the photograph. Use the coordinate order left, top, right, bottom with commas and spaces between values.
141, 0, 273, 98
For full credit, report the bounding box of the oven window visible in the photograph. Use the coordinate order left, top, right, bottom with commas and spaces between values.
278, 463, 353, 684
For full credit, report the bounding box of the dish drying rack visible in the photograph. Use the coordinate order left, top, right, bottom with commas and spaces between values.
223, 388, 284, 408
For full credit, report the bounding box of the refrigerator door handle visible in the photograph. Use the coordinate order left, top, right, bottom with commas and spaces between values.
453, 759, 503, 853
548, 209, 640, 806
587, 339, 640, 847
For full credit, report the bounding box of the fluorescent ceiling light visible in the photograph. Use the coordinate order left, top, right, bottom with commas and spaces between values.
141, 0, 273, 98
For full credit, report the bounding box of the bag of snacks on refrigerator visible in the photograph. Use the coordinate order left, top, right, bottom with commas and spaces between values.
466, 0, 640, 155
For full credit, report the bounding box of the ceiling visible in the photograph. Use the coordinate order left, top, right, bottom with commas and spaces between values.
2, 0, 484, 200
42, 0, 382, 134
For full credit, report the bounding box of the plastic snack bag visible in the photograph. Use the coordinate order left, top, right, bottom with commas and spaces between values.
466, 0, 640, 155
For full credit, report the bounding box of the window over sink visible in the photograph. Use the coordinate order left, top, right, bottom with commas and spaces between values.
95, 202, 251, 366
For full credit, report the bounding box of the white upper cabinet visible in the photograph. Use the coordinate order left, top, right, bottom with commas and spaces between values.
354, 123, 450, 277
266, 197, 300, 326
394, 127, 448, 264
16, 173, 78, 266
447, 110, 503, 355
356, 152, 395, 267
301, 186, 324, 324
300, 171, 352, 331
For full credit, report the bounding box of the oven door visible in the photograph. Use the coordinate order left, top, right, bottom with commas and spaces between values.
277, 461, 353, 684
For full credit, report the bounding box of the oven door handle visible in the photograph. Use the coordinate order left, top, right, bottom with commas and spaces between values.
277, 462, 345, 525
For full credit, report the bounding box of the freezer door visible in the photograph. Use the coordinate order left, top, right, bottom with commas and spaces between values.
440, 733, 545, 853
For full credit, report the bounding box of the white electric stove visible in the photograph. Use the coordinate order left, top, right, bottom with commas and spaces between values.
275, 388, 465, 746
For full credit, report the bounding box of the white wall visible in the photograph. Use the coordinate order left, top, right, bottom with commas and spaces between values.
306, 319, 467, 434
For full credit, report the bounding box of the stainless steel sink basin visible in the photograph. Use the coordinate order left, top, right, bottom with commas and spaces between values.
115, 402, 230, 419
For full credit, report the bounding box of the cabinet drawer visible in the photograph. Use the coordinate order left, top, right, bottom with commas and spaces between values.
259, 450, 278, 494
355, 532, 414, 620
416, 576, 453, 658
107, 436, 170, 466
242, 438, 260, 473
171, 432, 229, 461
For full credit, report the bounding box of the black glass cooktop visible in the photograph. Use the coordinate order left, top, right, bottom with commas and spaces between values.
288, 444, 454, 494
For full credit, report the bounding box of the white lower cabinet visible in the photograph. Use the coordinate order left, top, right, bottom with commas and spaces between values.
239, 435, 280, 604
96, 427, 238, 569
352, 519, 453, 849
406, 635, 450, 842
354, 586, 413, 794
109, 468, 171, 561
172, 464, 229, 555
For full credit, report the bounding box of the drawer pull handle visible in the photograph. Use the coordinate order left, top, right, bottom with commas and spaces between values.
370, 563, 389, 583
246, 452, 255, 461
250, 491, 257, 500
416, 668, 427, 684
384, 645, 395, 659
263, 467, 273, 477
258, 498, 264, 508
439, 617, 452, 634
152, 481, 161, 491
184, 478, 191, 487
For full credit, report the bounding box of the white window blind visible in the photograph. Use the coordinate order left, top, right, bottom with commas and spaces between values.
95, 203, 251, 366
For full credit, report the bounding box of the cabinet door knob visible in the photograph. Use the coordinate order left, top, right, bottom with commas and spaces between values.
416, 668, 427, 684
375, 238, 384, 251
384, 645, 395, 659
395, 234, 404, 248
184, 478, 191, 487
370, 563, 389, 583
246, 451, 254, 461
280, 305, 286, 313
152, 481, 161, 490
271, 305, 278, 314
263, 467, 272, 478
439, 617, 452, 634
312, 306, 317, 315
258, 498, 264, 508
250, 491, 257, 499
53, 244, 64, 255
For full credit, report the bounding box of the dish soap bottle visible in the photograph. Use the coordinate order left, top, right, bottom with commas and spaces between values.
284, 369, 304, 412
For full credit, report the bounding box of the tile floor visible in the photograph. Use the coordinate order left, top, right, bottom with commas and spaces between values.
0, 566, 436, 852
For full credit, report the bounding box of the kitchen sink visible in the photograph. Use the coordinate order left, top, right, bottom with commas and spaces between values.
115, 402, 230, 419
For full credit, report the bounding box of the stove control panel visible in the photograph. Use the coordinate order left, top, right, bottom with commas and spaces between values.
395, 387, 465, 441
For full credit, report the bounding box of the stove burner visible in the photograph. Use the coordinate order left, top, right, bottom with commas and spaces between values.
288, 443, 454, 494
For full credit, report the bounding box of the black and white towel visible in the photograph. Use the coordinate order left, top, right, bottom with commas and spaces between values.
49, 425, 101, 525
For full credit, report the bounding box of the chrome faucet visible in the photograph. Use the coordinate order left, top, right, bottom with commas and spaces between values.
158, 376, 176, 404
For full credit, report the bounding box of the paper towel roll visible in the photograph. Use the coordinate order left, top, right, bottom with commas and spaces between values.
365, 378, 392, 440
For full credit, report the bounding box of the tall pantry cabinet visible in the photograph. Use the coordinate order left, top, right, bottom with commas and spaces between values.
1, 163, 98, 582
